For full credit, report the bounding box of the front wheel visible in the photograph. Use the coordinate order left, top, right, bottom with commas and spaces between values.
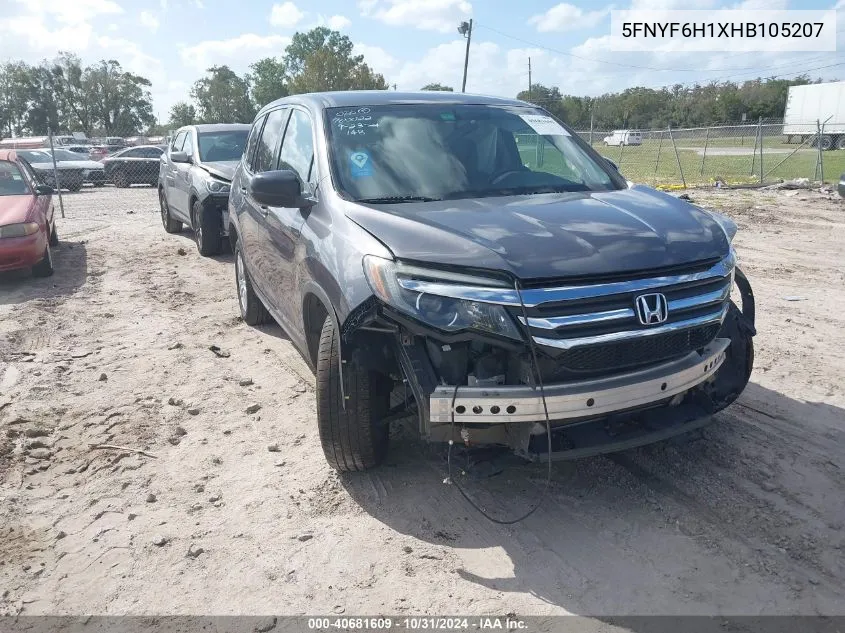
316, 316, 390, 472
32, 244, 54, 277
193, 200, 222, 256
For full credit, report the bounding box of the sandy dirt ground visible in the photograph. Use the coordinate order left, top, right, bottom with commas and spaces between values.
1, 185, 844, 617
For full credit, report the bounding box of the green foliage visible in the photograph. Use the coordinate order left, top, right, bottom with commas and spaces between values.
421, 83, 454, 92
191, 65, 256, 124
517, 77, 819, 129
284, 27, 388, 94
0, 54, 155, 138
168, 101, 197, 128
249, 57, 289, 109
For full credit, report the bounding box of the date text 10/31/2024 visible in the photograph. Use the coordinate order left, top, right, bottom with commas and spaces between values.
307, 617, 529, 630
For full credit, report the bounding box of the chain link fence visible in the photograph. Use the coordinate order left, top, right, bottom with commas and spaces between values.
572, 119, 845, 189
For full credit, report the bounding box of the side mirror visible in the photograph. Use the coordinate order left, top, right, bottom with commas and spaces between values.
170, 151, 190, 164
35, 184, 54, 196
249, 170, 315, 208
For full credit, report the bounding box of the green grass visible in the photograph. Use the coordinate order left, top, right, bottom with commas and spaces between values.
519, 141, 845, 188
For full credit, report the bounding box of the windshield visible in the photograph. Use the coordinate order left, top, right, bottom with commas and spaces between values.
18, 149, 80, 163
326, 104, 620, 203
197, 130, 248, 162
0, 161, 30, 196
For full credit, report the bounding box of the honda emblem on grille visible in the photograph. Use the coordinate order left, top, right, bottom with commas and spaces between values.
635, 293, 669, 325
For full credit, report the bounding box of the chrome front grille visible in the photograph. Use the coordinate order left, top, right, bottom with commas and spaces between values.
514, 255, 734, 372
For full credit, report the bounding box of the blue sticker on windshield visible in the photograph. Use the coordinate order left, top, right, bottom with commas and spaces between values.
349, 150, 373, 179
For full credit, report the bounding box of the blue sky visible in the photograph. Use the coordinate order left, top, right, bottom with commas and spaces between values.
1, 0, 843, 121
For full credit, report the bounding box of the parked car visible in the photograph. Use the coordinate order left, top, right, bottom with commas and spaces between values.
603, 129, 643, 146
227, 91, 757, 472
158, 124, 250, 255
16, 148, 104, 191
102, 145, 164, 187
0, 150, 57, 277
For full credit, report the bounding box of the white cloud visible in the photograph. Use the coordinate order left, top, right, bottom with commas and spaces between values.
354, 43, 398, 76
327, 15, 352, 30
270, 2, 305, 28
140, 11, 160, 32
528, 3, 610, 33
180, 33, 292, 72
359, 0, 472, 33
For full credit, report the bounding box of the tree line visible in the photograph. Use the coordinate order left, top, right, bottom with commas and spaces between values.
517, 76, 827, 130
0, 53, 155, 138
168, 27, 388, 129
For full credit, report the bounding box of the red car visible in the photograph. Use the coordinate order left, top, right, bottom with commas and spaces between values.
0, 150, 57, 277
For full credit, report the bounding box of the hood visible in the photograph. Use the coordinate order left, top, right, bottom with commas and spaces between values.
0, 195, 36, 226
344, 185, 731, 281
198, 161, 237, 182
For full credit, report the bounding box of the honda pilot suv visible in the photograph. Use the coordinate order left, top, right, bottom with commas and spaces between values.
158, 124, 250, 255
228, 92, 756, 472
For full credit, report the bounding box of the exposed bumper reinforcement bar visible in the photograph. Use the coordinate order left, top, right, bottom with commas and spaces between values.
429, 338, 730, 424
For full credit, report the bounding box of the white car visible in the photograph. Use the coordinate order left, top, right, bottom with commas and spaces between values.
603, 129, 643, 147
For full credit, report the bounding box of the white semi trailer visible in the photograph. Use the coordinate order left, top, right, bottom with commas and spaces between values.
783, 81, 845, 150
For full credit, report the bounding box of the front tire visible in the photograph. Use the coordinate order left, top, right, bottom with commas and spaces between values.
159, 189, 182, 234
234, 241, 269, 326
316, 316, 389, 472
193, 200, 222, 256
32, 244, 54, 278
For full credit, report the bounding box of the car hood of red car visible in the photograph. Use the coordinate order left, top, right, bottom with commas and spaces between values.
0, 194, 36, 226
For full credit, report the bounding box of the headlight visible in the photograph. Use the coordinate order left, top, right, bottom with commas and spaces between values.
362, 255, 523, 340
205, 178, 230, 194
0, 223, 40, 239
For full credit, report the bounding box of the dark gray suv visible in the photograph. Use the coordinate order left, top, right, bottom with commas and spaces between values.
229, 92, 756, 472
158, 124, 250, 255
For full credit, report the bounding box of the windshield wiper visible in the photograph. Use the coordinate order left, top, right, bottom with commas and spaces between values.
356, 195, 441, 204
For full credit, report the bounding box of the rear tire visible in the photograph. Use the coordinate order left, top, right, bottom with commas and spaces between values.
316, 316, 389, 472
234, 240, 269, 326
836, 136, 845, 151
159, 189, 182, 234
113, 170, 129, 188
32, 244, 54, 278
193, 200, 222, 256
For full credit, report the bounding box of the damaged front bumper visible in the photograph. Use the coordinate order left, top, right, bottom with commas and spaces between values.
430, 338, 729, 425
346, 261, 756, 461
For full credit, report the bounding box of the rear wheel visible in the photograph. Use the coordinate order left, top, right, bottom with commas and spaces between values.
112, 170, 129, 188
159, 188, 182, 233
192, 199, 222, 256
32, 244, 54, 278
234, 241, 269, 326
820, 135, 833, 151
316, 316, 390, 472
836, 136, 845, 151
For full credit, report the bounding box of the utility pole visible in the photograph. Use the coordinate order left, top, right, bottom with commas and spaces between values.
458, 19, 473, 93
528, 57, 532, 100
